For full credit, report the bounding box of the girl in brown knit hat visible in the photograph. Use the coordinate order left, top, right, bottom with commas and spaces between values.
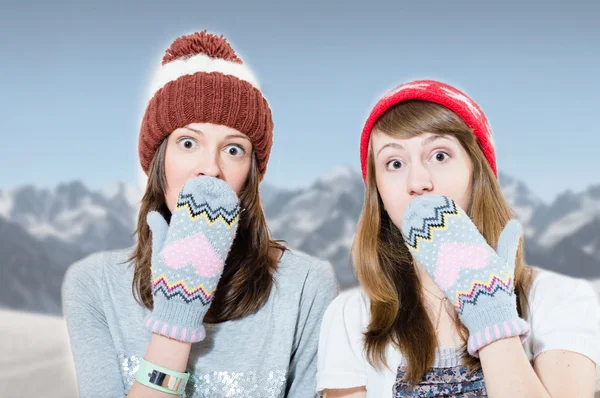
62, 31, 338, 398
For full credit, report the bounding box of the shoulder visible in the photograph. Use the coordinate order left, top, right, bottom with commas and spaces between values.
276, 249, 339, 295
61, 247, 135, 330
322, 287, 370, 333
527, 267, 598, 306
62, 247, 134, 298
277, 249, 333, 275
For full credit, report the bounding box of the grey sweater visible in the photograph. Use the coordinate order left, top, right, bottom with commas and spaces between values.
62, 247, 339, 397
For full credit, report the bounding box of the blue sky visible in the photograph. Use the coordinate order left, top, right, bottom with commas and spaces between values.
1, 0, 598, 200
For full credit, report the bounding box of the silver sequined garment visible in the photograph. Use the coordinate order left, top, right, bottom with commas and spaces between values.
119, 355, 287, 397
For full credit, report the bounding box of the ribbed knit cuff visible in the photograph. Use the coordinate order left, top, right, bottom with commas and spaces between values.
462, 301, 530, 357
144, 299, 206, 343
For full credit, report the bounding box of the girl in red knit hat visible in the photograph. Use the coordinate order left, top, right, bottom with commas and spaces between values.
317, 80, 600, 397
62, 31, 338, 397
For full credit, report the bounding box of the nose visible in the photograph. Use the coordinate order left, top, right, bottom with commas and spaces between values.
195, 149, 221, 179
407, 163, 433, 196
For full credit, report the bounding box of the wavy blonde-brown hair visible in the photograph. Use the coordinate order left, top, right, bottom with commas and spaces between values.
128, 138, 286, 322
352, 100, 533, 384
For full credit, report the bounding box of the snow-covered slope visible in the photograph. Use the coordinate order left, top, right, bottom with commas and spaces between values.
0, 309, 77, 397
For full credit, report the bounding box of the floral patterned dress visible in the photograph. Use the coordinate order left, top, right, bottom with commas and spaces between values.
393, 365, 487, 397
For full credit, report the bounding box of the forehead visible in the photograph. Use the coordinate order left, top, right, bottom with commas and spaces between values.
371, 130, 458, 148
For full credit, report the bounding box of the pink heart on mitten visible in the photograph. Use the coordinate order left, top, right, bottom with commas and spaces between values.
161, 232, 223, 278
434, 243, 490, 290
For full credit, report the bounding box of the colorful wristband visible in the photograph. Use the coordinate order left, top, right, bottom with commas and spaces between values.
135, 358, 190, 395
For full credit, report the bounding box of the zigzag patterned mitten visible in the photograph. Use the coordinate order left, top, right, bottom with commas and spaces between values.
144, 176, 240, 343
400, 195, 529, 357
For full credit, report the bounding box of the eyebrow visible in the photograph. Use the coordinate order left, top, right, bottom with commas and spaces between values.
422, 134, 453, 146
376, 134, 453, 157
183, 126, 251, 141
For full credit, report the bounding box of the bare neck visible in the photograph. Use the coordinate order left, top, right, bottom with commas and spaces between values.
414, 259, 465, 348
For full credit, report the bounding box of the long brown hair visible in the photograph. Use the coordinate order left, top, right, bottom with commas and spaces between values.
352, 101, 533, 384
129, 138, 286, 322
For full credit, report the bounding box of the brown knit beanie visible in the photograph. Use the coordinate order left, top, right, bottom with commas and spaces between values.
138, 31, 274, 177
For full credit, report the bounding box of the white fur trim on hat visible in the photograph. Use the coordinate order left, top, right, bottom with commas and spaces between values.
148, 52, 260, 100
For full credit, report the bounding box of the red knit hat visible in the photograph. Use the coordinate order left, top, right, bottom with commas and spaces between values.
360, 80, 497, 181
139, 31, 273, 177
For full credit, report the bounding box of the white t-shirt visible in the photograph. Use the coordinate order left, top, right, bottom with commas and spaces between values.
317, 269, 600, 396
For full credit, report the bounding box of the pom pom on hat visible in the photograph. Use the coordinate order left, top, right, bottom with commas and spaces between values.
162, 31, 242, 64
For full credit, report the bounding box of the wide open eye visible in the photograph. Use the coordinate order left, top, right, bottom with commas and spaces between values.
386, 159, 404, 170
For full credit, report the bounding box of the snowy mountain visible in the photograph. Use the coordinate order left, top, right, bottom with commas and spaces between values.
498, 174, 544, 237
0, 217, 65, 314
497, 176, 600, 264
265, 167, 365, 288
535, 186, 600, 259
1, 168, 599, 314
0, 182, 141, 314
1, 182, 140, 253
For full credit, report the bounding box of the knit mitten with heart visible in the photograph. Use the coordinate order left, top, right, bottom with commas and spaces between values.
401, 195, 529, 356
144, 176, 240, 343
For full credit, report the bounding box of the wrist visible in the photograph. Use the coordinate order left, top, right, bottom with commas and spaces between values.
145, 333, 192, 373
136, 357, 190, 395
477, 335, 524, 361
